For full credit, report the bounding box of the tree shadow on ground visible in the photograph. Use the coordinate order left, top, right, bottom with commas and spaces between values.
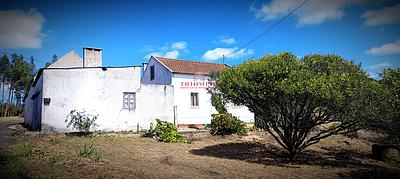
190, 142, 400, 178
65, 132, 92, 137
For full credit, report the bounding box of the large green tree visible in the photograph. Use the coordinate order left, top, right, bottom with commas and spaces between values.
364, 68, 400, 142
380, 68, 400, 119
208, 71, 228, 114
9, 54, 35, 105
215, 52, 371, 160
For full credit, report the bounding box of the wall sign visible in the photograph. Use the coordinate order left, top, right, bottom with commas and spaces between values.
180, 81, 216, 89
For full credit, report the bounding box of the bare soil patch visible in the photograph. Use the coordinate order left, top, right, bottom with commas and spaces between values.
1, 122, 399, 178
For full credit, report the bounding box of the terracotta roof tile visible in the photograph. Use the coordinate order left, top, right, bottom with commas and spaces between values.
154, 56, 228, 75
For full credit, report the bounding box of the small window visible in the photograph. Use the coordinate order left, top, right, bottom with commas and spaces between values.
191, 92, 199, 107
150, 65, 155, 81
123, 92, 136, 110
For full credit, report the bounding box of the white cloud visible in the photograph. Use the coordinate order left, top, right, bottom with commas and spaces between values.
366, 38, 400, 55
368, 72, 380, 79
144, 50, 180, 59
251, 0, 363, 25
362, 4, 400, 26
171, 41, 187, 50
141, 45, 154, 52
164, 50, 180, 58
369, 62, 392, 70
144, 41, 187, 59
0, 8, 45, 48
219, 37, 236, 44
202, 47, 254, 61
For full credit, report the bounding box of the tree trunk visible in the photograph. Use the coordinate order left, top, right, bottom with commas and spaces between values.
5, 86, 12, 117
1, 78, 4, 103
10, 88, 14, 105
0, 81, 2, 103
4, 104, 8, 117
287, 146, 299, 161
289, 151, 298, 161
7, 86, 12, 103
14, 90, 19, 106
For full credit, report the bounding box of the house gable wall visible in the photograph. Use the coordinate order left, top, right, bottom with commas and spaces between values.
141, 56, 172, 85
48, 50, 83, 68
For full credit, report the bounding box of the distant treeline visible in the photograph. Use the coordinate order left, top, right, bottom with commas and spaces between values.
0, 53, 36, 117
0, 104, 23, 117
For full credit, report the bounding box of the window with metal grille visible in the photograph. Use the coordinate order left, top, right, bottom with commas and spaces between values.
123, 92, 136, 110
150, 65, 155, 81
191, 92, 199, 107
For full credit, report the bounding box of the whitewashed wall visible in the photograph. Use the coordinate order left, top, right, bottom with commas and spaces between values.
171, 73, 254, 124
41, 67, 140, 132
24, 66, 175, 132
226, 104, 254, 123
171, 74, 215, 125
37, 66, 172, 132
136, 84, 175, 128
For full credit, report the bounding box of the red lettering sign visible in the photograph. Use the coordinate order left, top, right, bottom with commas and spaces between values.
179, 80, 216, 89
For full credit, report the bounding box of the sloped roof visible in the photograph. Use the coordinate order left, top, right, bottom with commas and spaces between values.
153, 56, 228, 75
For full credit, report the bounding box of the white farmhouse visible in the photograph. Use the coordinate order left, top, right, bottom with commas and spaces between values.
141, 56, 254, 127
24, 48, 253, 132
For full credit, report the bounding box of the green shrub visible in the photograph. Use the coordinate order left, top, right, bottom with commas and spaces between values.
77, 141, 94, 157
145, 119, 185, 142
208, 113, 247, 136
77, 141, 100, 162
93, 151, 101, 162
65, 110, 98, 133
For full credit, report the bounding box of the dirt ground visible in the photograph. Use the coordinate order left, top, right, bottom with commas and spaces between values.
1, 118, 399, 178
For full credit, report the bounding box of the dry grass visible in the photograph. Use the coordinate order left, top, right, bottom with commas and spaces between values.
1, 123, 400, 178
0, 116, 23, 123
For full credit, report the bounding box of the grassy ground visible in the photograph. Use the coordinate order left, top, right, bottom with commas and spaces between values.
0, 118, 399, 178
0, 116, 23, 123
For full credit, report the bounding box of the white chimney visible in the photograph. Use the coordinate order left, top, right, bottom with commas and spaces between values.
142, 62, 148, 73
83, 47, 102, 67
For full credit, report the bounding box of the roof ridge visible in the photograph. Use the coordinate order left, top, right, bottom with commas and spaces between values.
151, 56, 228, 75
153, 56, 226, 66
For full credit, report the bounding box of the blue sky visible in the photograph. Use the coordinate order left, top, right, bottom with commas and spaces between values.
0, 0, 399, 78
